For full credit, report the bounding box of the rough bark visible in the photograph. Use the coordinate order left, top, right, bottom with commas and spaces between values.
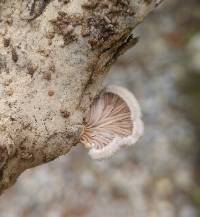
0, 0, 163, 194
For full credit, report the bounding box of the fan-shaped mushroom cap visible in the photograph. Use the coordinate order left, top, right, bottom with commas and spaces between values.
80, 85, 144, 160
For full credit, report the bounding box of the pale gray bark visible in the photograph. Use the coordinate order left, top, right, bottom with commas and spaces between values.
0, 0, 163, 194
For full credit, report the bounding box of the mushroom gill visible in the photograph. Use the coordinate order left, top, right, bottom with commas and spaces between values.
80, 85, 144, 160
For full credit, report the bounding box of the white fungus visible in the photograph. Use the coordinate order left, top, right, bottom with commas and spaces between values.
80, 85, 144, 160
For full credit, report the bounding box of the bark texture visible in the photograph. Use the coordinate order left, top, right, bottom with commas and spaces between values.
0, 0, 163, 194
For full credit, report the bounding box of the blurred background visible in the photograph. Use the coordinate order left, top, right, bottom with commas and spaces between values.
1, 0, 200, 216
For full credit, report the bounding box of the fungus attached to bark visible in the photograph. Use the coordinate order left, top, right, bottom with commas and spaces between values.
80, 85, 144, 160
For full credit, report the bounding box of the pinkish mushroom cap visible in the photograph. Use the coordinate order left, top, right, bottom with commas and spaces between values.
80, 85, 144, 160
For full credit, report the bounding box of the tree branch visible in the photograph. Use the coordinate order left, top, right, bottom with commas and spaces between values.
0, 0, 163, 194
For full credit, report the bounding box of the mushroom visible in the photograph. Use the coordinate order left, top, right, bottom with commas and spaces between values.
80, 85, 144, 160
